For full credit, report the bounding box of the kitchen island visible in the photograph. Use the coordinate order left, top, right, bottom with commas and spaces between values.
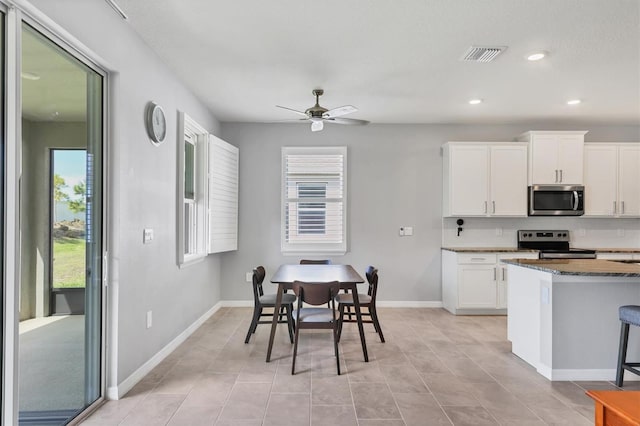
504, 258, 640, 381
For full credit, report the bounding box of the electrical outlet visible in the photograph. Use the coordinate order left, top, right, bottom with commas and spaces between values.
146, 311, 152, 329
245, 272, 253, 282
495, 227, 503, 237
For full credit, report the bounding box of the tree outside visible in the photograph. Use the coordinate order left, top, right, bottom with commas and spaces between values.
52, 150, 87, 289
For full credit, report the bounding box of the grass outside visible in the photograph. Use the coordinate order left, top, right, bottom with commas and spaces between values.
52, 237, 85, 288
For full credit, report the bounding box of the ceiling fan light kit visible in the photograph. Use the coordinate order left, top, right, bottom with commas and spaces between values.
276, 89, 369, 132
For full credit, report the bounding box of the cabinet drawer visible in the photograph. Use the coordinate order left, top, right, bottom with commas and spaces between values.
457, 253, 497, 264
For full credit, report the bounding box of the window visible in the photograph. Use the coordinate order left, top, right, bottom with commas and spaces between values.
178, 113, 208, 266
282, 146, 347, 254
178, 113, 239, 266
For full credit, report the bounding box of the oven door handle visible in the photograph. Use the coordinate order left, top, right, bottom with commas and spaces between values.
572, 191, 579, 211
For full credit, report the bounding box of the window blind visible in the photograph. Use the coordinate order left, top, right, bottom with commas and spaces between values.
207, 135, 239, 253
283, 150, 345, 248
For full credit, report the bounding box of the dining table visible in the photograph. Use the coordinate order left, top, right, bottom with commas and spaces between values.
267, 264, 369, 363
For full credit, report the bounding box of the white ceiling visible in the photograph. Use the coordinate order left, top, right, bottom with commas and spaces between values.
116, 0, 640, 126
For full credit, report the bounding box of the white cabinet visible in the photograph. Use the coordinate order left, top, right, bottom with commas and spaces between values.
584, 143, 640, 217
519, 131, 587, 185
443, 142, 528, 217
442, 250, 538, 314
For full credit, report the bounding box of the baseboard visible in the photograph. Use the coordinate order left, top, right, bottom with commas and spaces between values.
106, 301, 223, 400
221, 300, 443, 308
549, 368, 640, 382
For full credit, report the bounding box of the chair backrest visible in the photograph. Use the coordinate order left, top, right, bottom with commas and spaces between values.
292, 281, 340, 306
299, 259, 331, 265
365, 266, 379, 300
252, 266, 266, 303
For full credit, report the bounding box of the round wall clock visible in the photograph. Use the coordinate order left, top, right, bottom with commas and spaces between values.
145, 101, 167, 145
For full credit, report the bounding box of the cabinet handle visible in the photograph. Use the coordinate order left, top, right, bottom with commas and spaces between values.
621, 201, 625, 214
555, 170, 558, 183
502, 267, 506, 281
484, 201, 487, 214
492, 201, 496, 214
493, 267, 497, 281
471, 257, 487, 261
613, 201, 617, 214
559, 169, 563, 183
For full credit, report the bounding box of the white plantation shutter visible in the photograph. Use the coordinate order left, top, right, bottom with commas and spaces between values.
208, 135, 239, 253
282, 146, 347, 254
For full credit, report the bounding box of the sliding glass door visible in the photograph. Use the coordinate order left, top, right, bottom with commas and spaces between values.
17, 22, 104, 425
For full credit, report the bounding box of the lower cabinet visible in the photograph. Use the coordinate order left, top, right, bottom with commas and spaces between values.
442, 250, 538, 315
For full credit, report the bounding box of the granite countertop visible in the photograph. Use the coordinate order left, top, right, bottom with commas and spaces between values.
502, 259, 640, 277
441, 247, 538, 253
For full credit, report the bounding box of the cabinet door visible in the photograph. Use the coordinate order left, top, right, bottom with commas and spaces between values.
496, 265, 508, 309
557, 135, 584, 184
531, 136, 559, 184
458, 265, 497, 308
449, 145, 489, 215
489, 145, 528, 216
596, 253, 634, 260
584, 144, 617, 216
618, 145, 640, 217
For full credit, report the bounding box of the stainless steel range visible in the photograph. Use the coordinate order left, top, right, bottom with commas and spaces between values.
517, 230, 596, 259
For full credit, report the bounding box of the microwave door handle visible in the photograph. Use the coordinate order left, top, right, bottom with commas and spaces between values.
573, 191, 579, 210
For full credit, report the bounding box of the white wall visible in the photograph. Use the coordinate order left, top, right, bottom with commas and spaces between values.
28, 0, 223, 386
220, 122, 640, 303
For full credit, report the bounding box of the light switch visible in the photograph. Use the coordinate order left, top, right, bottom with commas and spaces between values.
404, 227, 413, 236
143, 228, 154, 244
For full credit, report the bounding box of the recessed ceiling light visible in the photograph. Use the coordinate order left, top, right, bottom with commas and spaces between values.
468, 99, 482, 105
527, 51, 547, 61
567, 99, 582, 105
21, 71, 41, 81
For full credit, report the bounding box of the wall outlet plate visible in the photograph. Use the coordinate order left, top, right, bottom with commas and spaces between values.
246, 272, 253, 282
146, 311, 152, 329
143, 228, 154, 244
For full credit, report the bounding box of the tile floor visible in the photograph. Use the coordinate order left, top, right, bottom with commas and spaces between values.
82, 308, 637, 425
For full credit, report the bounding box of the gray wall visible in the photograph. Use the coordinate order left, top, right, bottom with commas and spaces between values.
29, 0, 223, 384
220, 122, 640, 303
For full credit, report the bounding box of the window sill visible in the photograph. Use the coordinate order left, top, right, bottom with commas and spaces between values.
179, 253, 206, 269
282, 249, 347, 256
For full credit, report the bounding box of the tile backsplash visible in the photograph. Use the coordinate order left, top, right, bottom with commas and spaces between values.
442, 217, 640, 248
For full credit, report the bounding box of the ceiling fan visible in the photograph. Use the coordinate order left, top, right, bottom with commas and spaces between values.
276, 89, 369, 132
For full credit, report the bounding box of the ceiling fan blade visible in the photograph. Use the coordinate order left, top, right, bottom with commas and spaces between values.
323, 105, 358, 119
311, 121, 324, 132
265, 118, 309, 123
325, 117, 369, 126
276, 105, 309, 117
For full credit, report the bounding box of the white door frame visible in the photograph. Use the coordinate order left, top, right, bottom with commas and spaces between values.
1, 1, 116, 424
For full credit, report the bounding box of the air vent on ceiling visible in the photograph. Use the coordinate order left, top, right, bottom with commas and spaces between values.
460, 46, 507, 62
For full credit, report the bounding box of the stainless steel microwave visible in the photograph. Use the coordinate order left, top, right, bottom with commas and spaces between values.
528, 185, 585, 216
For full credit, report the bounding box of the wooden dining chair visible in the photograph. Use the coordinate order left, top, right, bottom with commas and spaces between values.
336, 266, 385, 343
245, 266, 296, 344
300, 259, 332, 307
291, 281, 341, 375
299, 259, 331, 265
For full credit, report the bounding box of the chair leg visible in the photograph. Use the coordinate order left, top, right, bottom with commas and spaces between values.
337, 304, 345, 342
616, 321, 630, 387
333, 326, 341, 375
286, 305, 295, 344
291, 325, 300, 375
370, 306, 385, 343
244, 305, 261, 344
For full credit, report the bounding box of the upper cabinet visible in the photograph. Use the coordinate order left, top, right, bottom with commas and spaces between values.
518, 131, 587, 185
443, 142, 528, 217
584, 143, 640, 217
